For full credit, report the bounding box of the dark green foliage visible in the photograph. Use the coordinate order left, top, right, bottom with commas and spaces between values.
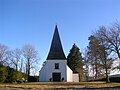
5, 67, 16, 83
94, 77, 120, 83
0, 65, 38, 83
67, 43, 84, 81
0, 66, 7, 82
0, 65, 26, 83
28, 76, 39, 82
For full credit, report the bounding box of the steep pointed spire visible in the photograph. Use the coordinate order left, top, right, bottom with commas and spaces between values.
47, 25, 66, 60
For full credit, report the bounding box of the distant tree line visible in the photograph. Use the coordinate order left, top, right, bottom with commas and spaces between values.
0, 44, 39, 83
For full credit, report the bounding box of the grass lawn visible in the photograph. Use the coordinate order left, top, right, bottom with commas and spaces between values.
0, 82, 120, 89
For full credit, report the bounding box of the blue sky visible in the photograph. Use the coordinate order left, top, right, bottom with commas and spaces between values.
0, 0, 120, 73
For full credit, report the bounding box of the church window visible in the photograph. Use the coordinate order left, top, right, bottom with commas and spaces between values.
55, 63, 59, 69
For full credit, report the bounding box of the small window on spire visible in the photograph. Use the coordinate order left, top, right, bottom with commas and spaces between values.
55, 63, 59, 69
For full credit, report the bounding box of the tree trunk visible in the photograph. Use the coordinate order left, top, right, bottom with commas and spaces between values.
15, 64, 17, 71
95, 59, 98, 79
105, 60, 110, 83
105, 67, 110, 83
116, 49, 120, 60
104, 50, 110, 83
27, 58, 30, 82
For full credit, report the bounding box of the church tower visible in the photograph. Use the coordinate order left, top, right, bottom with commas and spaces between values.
47, 25, 66, 60
39, 25, 76, 82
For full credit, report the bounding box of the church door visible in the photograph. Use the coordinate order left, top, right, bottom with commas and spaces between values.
52, 73, 61, 82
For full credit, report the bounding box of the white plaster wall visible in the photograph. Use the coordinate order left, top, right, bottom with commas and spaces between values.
66, 66, 73, 82
73, 74, 79, 82
39, 60, 67, 82
39, 63, 47, 81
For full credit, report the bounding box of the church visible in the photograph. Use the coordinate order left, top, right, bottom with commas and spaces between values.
39, 25, 79, 82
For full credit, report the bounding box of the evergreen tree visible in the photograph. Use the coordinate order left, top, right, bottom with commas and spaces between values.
67, 43, 84, 81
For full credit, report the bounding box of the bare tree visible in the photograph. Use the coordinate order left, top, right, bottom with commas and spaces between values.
94, 22, 120, 82
83, 49, 89, 81
87, 35, 103, 79
96, 22, 120, 71
109, 22, 120, 59
0, 43, 10, 66
97, 22, 120, 60
87, 35, 113, 82
11, 48, 22, 71
97, 44, 113, 83
22, 44, 38, 81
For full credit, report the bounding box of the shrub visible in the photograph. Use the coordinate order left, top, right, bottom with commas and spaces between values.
0, 66, 26, 83
0, 66, 7, 82
94, 77, 120, 83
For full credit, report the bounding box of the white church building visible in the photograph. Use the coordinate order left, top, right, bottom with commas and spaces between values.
39, 25, 79, 82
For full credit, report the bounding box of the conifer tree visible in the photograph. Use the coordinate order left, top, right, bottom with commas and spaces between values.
67, 43, 84, 81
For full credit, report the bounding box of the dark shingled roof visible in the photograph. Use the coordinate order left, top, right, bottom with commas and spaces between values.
46, 25, 66, 60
